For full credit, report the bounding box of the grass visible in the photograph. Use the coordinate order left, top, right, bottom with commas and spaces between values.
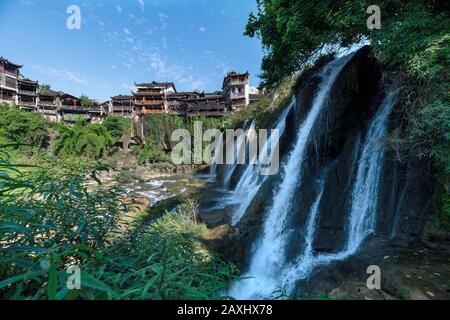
0, 146, 239, 300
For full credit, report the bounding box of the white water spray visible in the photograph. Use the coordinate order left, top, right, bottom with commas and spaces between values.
230, 55, 353, 299
230, 98, 295, 225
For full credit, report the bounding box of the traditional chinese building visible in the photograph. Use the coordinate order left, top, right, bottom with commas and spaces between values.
90, 100, 109, 123
0, 57, 21, 105
222, 71, 250, 111
38, 89, 60, 122
111, 95, 134, 117
133, 81, 176, 114
17, 77, 38, 111
58, 92, 87, 122
1, 55, 262, 121
186, 92, 225, 117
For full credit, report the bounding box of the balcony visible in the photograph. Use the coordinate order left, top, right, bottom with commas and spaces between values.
19, 101, 37, 109
230, 92, 245, 100
134, 92, 163, 96
19, 89, 37, 96
3, 69, 18, 77
61, 105, 91, 113
135, 101, 164, 107
42, 109, 59, 115
38, 101, 57, 107
112, 106, 133, 113
0, 74, 18, 90
141, 108, 166, 114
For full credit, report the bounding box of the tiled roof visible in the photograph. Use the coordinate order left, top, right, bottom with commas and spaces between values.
135, 81, 175, 88
0, 57, 22, 69
111, 95, 133, 100
39, 89, 58, 97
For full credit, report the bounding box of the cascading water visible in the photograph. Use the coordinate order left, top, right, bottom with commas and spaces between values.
230, 55, 354, 299
223, 120, 255, 188
230, 98, 295, 225
342, 91, 395, 254
208, 132, 224, 181
280, 91, 395, 294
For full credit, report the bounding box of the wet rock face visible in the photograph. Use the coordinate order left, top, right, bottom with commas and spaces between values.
221, 46, 433, 276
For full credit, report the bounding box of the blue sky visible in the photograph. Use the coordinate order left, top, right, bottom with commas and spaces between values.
0, 0, 262, 100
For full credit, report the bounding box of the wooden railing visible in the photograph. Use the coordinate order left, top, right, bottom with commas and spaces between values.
19, 89, 37, 96
38, 101, 57, 107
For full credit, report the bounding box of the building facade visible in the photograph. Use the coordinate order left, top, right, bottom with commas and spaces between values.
222, 71, 250, 111
0, 57, 21, 105
133, 81, 176, 114
38, 89, 60, 122
1, 55, 263, 122
17, 77, 38, 111
110, 95, 134, 117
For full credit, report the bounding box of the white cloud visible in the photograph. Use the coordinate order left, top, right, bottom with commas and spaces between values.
137, 0, 145, 11
123, 28, 131, 35
158, 13, 168, 19
32, 65, 89, 85
199, 26, 206, 32
117, 5, 122, 13
157, 13, 168, 30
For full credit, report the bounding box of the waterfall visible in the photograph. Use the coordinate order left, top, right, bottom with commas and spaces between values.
343, 91, 395, 253
282, 91, 395, 295
230, 55, 353, 299
222, 120, 255, 188
230, 98, 295, 226
208, 132, 224, 180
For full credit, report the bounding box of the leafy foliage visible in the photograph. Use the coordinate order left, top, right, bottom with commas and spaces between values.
245, 0, 448, 87
39, 84, 51, 91
245, 0, 449, 223
0, 105, 48, 147
0, 149, 238, 300
134, 114, 224, 165
103, 116, 133, 143
79, 95, 94, 107
53, 120, 114, 159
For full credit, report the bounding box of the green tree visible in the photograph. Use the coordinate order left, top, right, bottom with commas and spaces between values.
0, 105, 48, 147
103, 116, 133, 150
80, 95, 95, 107
53, 121, 114, 159
39, 84, 51, 91
245, 0, 449, 87
245, 0, 449, 225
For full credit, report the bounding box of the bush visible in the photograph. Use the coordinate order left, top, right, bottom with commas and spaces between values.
0, 105, 48, 148
245, 0, 449, 226
0, 151, 239, 300
133, 115, 224, 165
103, 116, 133, 143
53, 120, 114, 159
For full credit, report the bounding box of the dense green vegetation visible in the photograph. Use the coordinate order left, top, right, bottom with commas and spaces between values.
53, 121, 114, 160
0, 106, 135, 164
0, 104, 237, 300
133, 114, 225, 166
0, 150, 238, 300
245, 0, 449, 226
39, 84, 51, 91
79, 95, 95, 107
0, 105, 49, 148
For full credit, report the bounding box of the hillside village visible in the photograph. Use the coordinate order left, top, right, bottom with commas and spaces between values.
0, 56, 264, 123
